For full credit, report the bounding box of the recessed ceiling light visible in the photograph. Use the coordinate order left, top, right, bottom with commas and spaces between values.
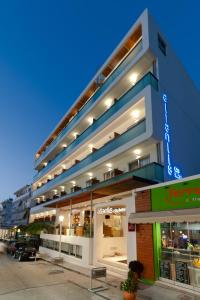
131, 110, 140, 118
133, 149, 141, 155
73, 132, 78, 138
106, 163, 112, 168
129, 73, 138, 84
87, 117, 93, 125
105, 98, 113, 109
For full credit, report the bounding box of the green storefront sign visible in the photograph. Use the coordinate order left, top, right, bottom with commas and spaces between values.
152, 178, 200, 211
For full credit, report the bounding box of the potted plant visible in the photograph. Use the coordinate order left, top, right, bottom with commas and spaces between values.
120, 260, 144, 300
120, 270, 138, 300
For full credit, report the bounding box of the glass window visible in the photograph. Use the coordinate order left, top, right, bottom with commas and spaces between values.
129, 155, 150, 171
159, 222, 200, 289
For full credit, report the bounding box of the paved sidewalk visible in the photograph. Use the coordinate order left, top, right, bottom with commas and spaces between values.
40, 258, 200, 300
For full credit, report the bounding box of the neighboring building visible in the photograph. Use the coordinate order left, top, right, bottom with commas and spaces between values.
11, 185, 32, 227
30, 9, 200, 276
0, 203, 3, 228
1, 198, 13, 229
131, 174, 200, 291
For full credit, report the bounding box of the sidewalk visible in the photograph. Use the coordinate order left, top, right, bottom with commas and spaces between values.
39, 257, 200, 300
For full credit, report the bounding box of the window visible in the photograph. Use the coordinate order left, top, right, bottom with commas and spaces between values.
158, 34, 167, 56
129, 155, 150, 171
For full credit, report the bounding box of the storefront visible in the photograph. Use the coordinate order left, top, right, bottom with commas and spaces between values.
94, 198, 130, 271
130, 176, 200, 292
39, 191, 136, 273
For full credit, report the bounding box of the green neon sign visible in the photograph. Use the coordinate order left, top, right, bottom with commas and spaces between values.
152, 178, 200, 211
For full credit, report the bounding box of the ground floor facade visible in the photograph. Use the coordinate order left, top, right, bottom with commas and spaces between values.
38, 191, 137, 276
30, 173, 200, 296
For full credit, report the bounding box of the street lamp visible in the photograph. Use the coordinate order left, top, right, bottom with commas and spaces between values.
58, 215, 64, 257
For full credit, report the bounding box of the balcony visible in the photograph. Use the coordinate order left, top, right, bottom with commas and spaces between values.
33, 118, 146, 198
34, 162, 164, 207
33, 72, 158, 183
86, 177, 100, 187
35, 39, 143, 168
103, 169, 123, 180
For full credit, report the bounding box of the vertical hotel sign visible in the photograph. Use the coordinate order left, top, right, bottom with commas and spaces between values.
163, 94, 182, 179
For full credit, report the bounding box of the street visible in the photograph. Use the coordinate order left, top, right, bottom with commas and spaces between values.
0, 255, 107, 300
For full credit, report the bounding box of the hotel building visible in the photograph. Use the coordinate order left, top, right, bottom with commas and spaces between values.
30, 9, 200, 277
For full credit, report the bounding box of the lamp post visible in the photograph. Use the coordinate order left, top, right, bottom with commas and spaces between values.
58, 215, 64, 257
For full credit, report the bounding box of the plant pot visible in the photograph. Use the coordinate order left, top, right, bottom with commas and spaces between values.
123, 291, 136, 300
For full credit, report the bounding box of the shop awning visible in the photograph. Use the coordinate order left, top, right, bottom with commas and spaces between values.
129, 208, 200, 224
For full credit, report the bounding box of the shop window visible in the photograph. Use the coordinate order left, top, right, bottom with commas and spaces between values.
129, 155, 150, 171
159, 222, 200, 289
103, 212, 125, 238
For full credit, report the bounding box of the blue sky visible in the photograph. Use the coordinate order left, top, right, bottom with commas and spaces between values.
0, 0, 199, 199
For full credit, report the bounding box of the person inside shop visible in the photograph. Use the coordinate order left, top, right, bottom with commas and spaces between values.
187, 239, 194, 251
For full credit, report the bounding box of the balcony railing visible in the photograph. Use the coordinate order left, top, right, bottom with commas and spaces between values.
33, 118, 146, 197
34, 71, 158, 182
35, 39, 143, 168
33, 162, 164, 205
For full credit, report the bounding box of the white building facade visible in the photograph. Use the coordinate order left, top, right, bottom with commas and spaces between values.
30, 9, 200, 276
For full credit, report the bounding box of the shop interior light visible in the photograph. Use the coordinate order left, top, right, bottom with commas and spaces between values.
59, 215, 64, 222
62, 144, 67, 148
87, 172, 93, 178
53, 189, 57, 194
60, 186, 65, 191
48, 175, 52, 179
43, 162, 47, 167
129, 73, 138, 85
71, 181, 76, 186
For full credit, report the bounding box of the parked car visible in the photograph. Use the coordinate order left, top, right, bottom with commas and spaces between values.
14, 244, 37, 261
6, 240, 17, 254
7, 241, 27, 256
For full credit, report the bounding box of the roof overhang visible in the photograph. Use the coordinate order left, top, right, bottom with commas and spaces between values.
129, 208, 200, 224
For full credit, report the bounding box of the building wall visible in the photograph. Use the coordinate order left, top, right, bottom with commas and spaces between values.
147, 11, 200, 180
135, 190, 155, 280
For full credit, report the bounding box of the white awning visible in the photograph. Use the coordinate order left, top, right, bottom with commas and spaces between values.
129, 208, 200, 224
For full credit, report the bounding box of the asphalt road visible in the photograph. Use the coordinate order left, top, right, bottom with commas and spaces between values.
0, 254, 106, 300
